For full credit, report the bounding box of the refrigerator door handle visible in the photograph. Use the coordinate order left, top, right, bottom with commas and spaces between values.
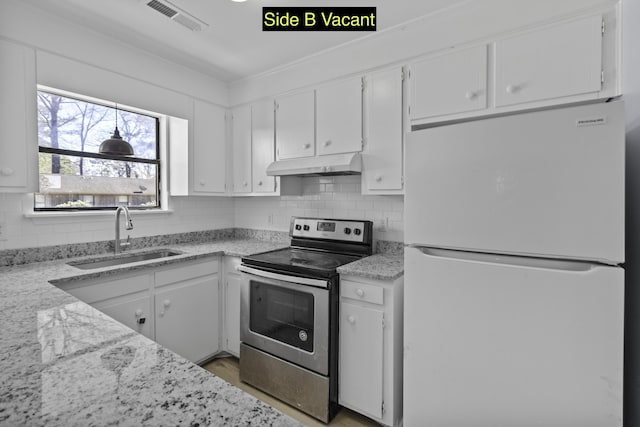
409, 246, 600, 272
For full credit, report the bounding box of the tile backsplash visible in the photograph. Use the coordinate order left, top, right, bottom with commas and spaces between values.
234, 176, 404, 243
0, 176, 403, 250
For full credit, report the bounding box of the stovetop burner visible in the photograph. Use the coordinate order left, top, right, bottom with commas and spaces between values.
241, 217, 373, 279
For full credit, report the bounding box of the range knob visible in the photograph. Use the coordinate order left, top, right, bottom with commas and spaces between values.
303, 225, 310, 231
295, 224, 302, 231
344, 227, 351, 235
354, 228, 362, 236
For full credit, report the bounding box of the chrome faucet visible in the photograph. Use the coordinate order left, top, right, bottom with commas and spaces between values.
115, 206, 133, 254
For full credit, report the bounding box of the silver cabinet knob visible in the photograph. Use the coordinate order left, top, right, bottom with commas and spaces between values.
356, 288, 365, 297
347, 315, 356, 324
0, 167, 14, 176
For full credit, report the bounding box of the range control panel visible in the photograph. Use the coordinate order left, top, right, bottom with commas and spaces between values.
290, 217, 370, 243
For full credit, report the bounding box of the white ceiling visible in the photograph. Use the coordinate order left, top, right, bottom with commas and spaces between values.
21, 0, 465, 82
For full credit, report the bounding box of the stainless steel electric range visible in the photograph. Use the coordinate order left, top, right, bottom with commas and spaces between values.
238, 217, 373, 423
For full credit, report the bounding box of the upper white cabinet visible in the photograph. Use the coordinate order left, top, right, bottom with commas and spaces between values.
0, 39, 37, 192
251, 99, 278, 194
316, 77, 363, 156
232, 104, 252, 194
409, 45, 488, 121
275, 90, 315, 160
495, 15, 603, 107
192, 100, 227, 194
362, 67, 404, 195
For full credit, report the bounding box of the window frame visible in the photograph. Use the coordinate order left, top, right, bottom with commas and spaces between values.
34, 87, 163, 212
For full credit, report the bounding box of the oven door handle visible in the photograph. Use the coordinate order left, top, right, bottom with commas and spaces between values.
238, 265, 330, 289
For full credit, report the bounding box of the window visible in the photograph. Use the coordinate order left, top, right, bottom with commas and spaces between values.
35, 89, 161, 211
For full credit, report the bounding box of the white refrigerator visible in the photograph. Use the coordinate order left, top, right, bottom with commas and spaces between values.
403, 101, 625, 427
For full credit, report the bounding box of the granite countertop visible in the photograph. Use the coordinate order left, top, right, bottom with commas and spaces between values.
338, 253, 404, 281
0, 238, 300, 427
0, 236, 404, 426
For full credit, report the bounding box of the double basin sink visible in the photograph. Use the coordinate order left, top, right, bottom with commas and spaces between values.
68, 249, 182, 270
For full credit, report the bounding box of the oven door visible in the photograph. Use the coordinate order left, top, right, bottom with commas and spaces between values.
239, 265, 330, 376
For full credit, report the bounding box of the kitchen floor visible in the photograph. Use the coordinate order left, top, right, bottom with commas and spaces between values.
203, 356, 379, 427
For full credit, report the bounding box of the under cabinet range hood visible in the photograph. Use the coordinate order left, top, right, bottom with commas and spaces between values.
266, 152, 362, 177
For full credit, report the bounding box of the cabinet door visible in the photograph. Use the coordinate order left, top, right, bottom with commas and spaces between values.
193, 100, 226, 194
232, 104, 252, 194
225, 273, 242, 356
275, 90, 315, 160
252, 99, 277, 193
316, 77, 362, 156
363, 67, 404, 193
339, 301, 384, 419
0, 39, 37, 191
155, 276, 220, 363
410, 44, 487, 120
495, 15, 602, 107
96, 295, 153, 339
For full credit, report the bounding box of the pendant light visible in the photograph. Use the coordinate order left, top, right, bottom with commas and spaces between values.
99, 104, 134, 156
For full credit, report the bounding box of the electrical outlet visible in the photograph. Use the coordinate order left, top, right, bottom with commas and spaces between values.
0, 221, 7, 241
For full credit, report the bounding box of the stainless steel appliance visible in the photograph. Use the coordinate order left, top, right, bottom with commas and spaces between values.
239, 217, 373, 423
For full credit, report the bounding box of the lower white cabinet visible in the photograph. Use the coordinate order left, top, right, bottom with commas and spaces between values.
94, 293, 154, 339
155, 275, 219, 363
60, 256, 220, 363
223, 256, 242, 356
339, 275, 404, 427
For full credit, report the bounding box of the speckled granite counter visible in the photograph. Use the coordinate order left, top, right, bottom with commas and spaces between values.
0, 238, 300, 427
0, 235, 404, 426
337, 253, 404, 281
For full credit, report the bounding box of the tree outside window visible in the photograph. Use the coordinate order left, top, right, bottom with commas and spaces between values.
35, 90, 160, 210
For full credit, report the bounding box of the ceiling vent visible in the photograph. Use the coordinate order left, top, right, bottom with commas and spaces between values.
145, 0, 209, 32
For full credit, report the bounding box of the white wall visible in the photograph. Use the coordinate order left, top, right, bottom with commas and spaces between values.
0, 194, 234, 250
0, 0, 234, 251
234, 176, 404, 242
622, 0, 640, 424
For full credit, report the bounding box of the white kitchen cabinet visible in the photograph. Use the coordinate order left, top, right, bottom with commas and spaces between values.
155, 258, 220, 363
59, 271, 154, 338
409, 44, 488, 120
95, 294, 154, 339
251, 99, 278, 194
362, 67, 404, 195
59, 257, 221, 364
495, 15, 603, 107
275, 90, 315, 160
232, 104, 252, 194
223, 256, 242, 356
0, 39, 37, 192
316, 77, 363, 156
192, 100, 227, 194
339, 276, 404, 427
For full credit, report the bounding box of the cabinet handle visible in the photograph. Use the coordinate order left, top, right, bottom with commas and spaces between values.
243, 181, 248, 187
356, 288, 365, 297
163, 299, 171, 308
199, 181, 206, 186
0, 167, 14, 176
303, 143, 311, 150
505, 84, 519, 94
258, 181, 263, 186
465, 91, 477, 100
135, 309, 143, 317
347, 315, 356, 324
323, 140, 331, 147
375, 175, 383, 183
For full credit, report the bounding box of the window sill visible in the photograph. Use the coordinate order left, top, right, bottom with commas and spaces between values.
24, 209, 173, 220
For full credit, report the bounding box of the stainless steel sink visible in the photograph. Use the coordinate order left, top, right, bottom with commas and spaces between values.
68, 249, 182, 270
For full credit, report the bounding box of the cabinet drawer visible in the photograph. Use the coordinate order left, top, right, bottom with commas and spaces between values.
155, 258, 219, 287
341, 280, 383, 305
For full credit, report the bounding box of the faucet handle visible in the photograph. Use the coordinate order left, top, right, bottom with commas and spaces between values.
120, 235, 131, 250
126, 219, 134, 230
